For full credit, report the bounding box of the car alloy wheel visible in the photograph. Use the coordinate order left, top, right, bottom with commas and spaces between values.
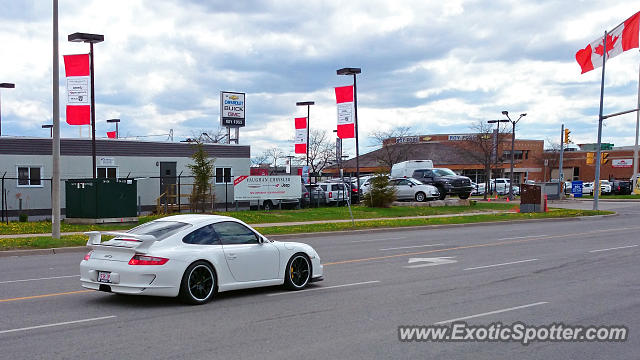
415, 192, 426, 202
285, 254, 311, 290
180, 261, 215, 304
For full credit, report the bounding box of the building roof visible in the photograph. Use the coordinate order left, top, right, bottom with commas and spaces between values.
0, 137, 250, 158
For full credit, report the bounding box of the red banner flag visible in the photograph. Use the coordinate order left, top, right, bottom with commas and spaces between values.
107, 131, 116, 139
294, 117, 307, 154
335, 85, 354, 139
575, 11, 640, 74
63, 54, 91, 125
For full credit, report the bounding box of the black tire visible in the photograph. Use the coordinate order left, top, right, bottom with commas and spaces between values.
459, 193, 470, 199
284, 253, 311, 290
437, 186, 446, 200
415, 192, 426, 202
263, 200, 273, 211
179, 261, 216, 305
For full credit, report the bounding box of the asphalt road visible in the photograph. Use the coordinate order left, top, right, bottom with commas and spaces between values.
0, 200, 638, 359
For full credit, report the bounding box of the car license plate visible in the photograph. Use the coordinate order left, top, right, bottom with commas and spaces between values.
97, 271, 111, 283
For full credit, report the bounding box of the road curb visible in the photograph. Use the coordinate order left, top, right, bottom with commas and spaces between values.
0, 213, 617, 257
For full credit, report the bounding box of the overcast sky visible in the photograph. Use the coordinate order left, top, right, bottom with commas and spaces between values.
1, 1, 639, 159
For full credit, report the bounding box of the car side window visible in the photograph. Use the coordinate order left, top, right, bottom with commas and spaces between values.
320, 185, 328, 191
182, 224, 220, 245
398, 179, 410, 186
214, 221, 259, 245
423, 170, 433, 177
389, 179, 398, 186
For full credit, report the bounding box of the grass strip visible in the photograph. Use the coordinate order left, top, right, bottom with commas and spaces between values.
0, 209, 612, 250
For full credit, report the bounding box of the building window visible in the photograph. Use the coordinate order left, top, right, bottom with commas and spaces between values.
503, 150, 524, 160
215, 167, 232, 184
97, 167, 117, 178
17, 166, 43, 187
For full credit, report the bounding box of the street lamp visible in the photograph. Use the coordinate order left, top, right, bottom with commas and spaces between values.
337, 67, 361, 201
42, 124, 53, 137
68, 32, 104, 179
0, 83, 15, 137
107, 118, 120, 139
296, 101, 315, 168
487, 119, 509, 195
501, 111, 527, 199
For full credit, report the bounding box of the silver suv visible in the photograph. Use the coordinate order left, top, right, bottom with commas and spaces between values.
317, 182, 348, 204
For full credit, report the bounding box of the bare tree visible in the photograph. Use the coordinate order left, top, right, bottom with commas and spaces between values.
461, 122, 508, 200
539, 139, 562, 182
191, 126, 228, 143
369, 126, 413, 168
263, 147, 285, 174
305, 129, 335, 176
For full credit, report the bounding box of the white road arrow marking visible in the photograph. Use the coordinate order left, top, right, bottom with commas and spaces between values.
404, 257, 457, 268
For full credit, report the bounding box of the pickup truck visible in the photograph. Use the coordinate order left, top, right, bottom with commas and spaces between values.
411, 168, 473, 200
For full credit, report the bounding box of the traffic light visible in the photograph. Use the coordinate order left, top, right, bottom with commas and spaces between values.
564, 128, 571, 144
601, 152, 609, 164
586, 152, 595, 164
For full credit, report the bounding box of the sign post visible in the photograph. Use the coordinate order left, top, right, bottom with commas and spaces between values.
220, 91, 245, 144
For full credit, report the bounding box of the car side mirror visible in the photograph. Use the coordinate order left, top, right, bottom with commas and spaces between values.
409, 183, 414, 187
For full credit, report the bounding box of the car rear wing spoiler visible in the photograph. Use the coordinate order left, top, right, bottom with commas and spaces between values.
84, 231, 158, 253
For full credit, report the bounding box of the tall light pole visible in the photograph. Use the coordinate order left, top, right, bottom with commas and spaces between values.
68, 32, 104, 179
0, 83, 15, 136
487, 119, 509, 195
337, 67, 361, 201
42, 124, 53, 137
501, 111, 527, 199
52, 0, 60, 239
296, 101, 314, 167
107, 118, 120, 139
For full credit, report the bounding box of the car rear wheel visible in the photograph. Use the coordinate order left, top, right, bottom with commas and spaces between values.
284, 254, 311, 290
437, 186, 446, 200
263, 200, 273, 211
415, 192, 426, 202
179, 261, 216, 305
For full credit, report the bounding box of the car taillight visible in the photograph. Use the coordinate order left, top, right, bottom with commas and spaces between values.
83, 251, 93, 261
117, 238, 141, 242
128, 254, 169, 265
329, 191, 333, 198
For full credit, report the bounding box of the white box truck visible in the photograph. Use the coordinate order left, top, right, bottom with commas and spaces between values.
390, 160, 434, 178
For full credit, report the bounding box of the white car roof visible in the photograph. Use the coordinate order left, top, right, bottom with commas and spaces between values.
157, 214, 238, 226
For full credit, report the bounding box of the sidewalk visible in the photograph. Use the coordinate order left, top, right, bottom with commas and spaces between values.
0, 211, 510, 239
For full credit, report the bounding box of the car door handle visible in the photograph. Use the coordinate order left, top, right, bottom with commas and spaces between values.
227, 254, 237, 260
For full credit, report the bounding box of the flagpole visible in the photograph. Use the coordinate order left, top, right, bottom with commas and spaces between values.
634, 59, 640, 193
52, 0, 61, 239
593, 31, 607, 211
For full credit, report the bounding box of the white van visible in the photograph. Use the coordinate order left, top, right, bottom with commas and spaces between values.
390, 160, 434, 178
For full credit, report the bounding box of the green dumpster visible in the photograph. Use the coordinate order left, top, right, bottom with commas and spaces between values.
65, 178, 137, 218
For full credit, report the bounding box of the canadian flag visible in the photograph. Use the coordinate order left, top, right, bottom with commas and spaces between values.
335, 85, 355, 139
294, 117, 307, 154
107, 131, 116, 139
63, 54, 91, 125
575, 12, 640, 74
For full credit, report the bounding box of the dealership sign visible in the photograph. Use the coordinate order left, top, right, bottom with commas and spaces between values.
612, 159, 633, 168
220, 91, 245, 127
233, 176, 302, 200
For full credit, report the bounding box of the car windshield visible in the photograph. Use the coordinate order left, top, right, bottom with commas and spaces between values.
433, 168, 456, 176
127, 221, 192, 241
408, 178, 424, 185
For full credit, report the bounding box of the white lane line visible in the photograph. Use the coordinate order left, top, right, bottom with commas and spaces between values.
434, 302, 548, 325
0, 275, 79, 284
496, 235, 547, 241
351, 237, 406, 243
463, 259, 539, 271
267, 281, 380, 297
380, 244, 443, 251
0, 316, 117, 335
589, 244, 639, 253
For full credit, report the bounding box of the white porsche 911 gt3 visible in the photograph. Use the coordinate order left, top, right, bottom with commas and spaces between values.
80, 214, 323, 304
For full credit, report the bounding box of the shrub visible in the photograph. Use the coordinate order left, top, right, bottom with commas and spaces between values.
363, 173, 396, 208
19, 213, 28, 222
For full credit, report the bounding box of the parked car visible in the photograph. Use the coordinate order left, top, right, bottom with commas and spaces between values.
327, 178, 361, 203
81, 214, 323, 304
305, 183, 326, 206
600, 180, 612, 195
411, 168, 472, 200
389, 178, 439, 202
612, 179, 632, 195
317, 182, 348, 205
471, 182, 486, 195
582, 182, 594, 195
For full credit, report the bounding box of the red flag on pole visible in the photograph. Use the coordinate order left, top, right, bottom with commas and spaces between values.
294, 117, 307, 154
107, 131, 116, 139
335, 85, 354, 139
63, 54, 91, 125
575, 11, 640, 74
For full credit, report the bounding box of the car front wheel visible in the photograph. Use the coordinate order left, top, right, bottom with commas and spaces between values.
415, 192, 426, 202
284, 254, 311, 290
179, 261, 216, 305
437, 186, 446, 200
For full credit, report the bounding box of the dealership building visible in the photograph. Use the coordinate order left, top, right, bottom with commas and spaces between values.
0, 137, 250, 217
